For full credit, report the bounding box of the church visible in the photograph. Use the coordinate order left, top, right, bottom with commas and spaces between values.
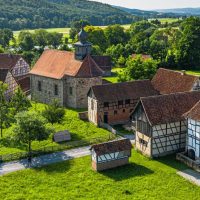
30, 28, 112, 108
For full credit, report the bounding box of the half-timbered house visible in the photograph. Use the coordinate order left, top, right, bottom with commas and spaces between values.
88, 80, 159, 126
0, 53, 30, 94
184, 101, 200, 160
152, 68, 200, 94
90, 139, 132, 171
131, 91, 200, 158
0, 69, 18, 99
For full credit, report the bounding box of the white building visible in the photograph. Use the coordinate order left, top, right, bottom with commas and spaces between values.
184, 101, 200, 160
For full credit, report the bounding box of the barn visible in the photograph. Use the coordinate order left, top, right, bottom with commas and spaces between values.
131, 91, 200, 158
90, 139, 132, 171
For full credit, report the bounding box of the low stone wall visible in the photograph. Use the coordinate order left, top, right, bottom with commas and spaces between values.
176, 152, 200, 172
79, 111, 88, 121
92, 157, 129, 171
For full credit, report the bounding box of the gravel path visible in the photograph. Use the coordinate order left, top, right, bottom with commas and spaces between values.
0, 146, 91, 176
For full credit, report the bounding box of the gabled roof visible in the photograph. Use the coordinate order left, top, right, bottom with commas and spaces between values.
137, 91, 200, 126
0, 53, 22, 70
89, 80, 159, 102
0, 69, 9, 82
90, 139, 132, 156
92, 56, 112, 67
184, 101, 200, 121
29, 50, 103, 79
151, 68, 199, 94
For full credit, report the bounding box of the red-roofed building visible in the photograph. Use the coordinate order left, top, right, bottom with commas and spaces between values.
30, 28, 111, 108
0, 53, 30, 98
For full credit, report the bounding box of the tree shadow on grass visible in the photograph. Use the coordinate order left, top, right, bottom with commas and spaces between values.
155, 153, 188, 171
100, 162, 154, 181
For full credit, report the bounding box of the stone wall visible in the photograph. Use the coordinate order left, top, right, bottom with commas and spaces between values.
75, 77, 102, 108
31, 75, 64, 105
88, 97, 98, 125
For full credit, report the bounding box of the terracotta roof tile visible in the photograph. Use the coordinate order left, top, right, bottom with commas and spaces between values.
184, 101, 200, 121
90, 139, 132, 156
0, 53, 21, 69
139, 91, 200, 126
151, 68, 199, 94
30, 50, 103, 79
90, 80, 159, 102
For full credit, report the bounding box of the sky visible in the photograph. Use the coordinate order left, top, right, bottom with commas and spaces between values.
90, 0, 200, 10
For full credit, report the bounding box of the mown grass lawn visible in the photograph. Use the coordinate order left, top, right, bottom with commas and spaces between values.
0, 102, 111, 155
0, 150, 200, 199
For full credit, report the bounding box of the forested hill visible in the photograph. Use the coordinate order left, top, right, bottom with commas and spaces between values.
156, 8, 200, 16
0, 0, 136, 30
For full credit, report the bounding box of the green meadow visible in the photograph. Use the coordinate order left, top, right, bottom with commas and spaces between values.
0, 150, 199, 199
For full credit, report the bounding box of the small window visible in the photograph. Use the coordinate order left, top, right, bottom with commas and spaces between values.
114, 110, 118, 115
69, 87, 73, 95
125, 99, 130, 104
38, 81, 42, 91
54, 84, 58, 95
123, 109, 125, 113
104, 102, 109, 108
91, 100, 94, 110
118, 100, 123, 106
139, 138, 148, 147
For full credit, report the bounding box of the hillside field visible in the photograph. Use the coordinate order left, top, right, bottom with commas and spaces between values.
0, 150, 200, 199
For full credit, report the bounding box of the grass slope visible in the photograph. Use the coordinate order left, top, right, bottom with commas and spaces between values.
0, 103, 111, 155
0, 150, 199, 199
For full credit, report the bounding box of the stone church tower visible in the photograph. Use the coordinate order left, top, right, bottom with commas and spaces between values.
74, 27, 92, 60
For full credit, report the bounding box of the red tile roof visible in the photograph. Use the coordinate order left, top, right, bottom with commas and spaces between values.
90, 80, 159, 102
152, 68, 199, 94
139, 91, 200, 126
92, 55, 112, 72
90, 139, 132, 156
30, 50, 103, 79
0, 53, 21, 70
184, 101, 200, 121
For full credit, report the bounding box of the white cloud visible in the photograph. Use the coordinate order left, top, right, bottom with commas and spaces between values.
90, 0, 200, 10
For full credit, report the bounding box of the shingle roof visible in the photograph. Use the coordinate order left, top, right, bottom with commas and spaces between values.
92, 55, 112, 70
17, 76, 30, 93
0, 69, 9, 82
0, 53, 21, 69
30, 50, 103, 79
184, 101, 200, 121
90, 80, 159, 102
139, 91, 200, 126
151, 68, 199, 94
90, 139, 132, 156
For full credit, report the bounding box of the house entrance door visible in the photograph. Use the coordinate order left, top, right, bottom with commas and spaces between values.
104, 113, 108, 124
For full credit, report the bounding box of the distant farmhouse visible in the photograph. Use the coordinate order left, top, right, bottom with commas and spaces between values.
30, 28, 112, 108
88, 80, 159, 125
88, 68, 200, 126
131, 91, 200, 157
0, 54, 30, 99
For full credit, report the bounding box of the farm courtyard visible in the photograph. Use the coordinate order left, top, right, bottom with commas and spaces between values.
0, 150, 200, 199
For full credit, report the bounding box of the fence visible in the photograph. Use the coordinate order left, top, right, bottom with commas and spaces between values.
0, 134, 115, 163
